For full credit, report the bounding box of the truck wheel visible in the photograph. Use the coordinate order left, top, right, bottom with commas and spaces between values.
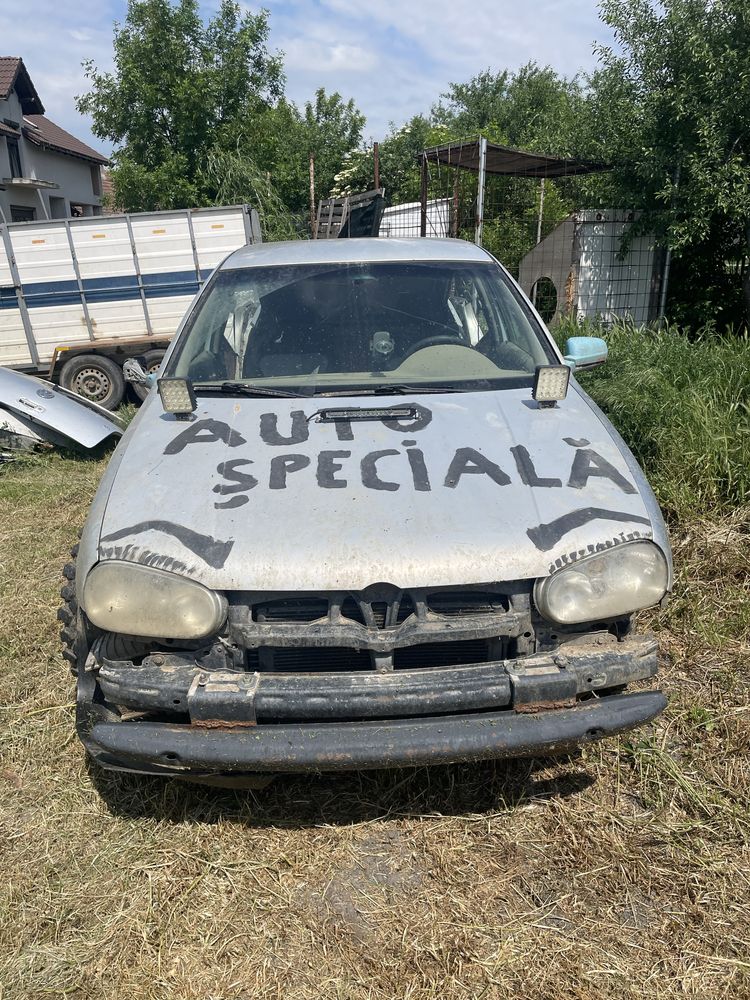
60, 354, 125, 410
132, 349, 166, 402
59, 544, 81, 676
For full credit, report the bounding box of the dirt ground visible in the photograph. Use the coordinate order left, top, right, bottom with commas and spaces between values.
1, 451, 748, 999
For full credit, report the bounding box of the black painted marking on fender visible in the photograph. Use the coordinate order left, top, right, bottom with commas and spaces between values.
164, 418, 246, 455
100, 521, 235, 568
511, 445, 562, 488
548, 530, 646, 573
527, 509, 651, 552
98, 544, 192, 575
567, 448, 637, 494
563, 437, 590, 448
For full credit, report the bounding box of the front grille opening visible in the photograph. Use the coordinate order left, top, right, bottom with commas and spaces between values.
340, 594, 415, 628
247, 647, 371, 672
394, 639, 492, 670
426, 592, 510, 616
340, 597, 367, 626
253, 598, 329, 623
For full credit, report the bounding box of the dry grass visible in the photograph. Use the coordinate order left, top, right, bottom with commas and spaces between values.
1, 450, 749, 1000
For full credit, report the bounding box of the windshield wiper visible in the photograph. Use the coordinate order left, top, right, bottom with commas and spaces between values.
194, 381, 310, 399
371, 383, 473, 395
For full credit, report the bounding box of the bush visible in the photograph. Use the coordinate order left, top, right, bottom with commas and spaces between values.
556, 320, 750, 520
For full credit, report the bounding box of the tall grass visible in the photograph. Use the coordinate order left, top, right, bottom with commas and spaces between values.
556, 319, 750, 521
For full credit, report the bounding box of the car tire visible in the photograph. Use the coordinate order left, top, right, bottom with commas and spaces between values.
59, 544, 81, 676
59, 354, 125, 410
132, 349, 166, 402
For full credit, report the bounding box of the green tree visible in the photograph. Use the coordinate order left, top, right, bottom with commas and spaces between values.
584, 0, 750, 327
77, 0, 284, 211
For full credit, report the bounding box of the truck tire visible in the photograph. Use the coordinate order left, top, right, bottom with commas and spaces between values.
132, 349, 166, 402
60, 354, 125, 410
59, 544, 81, 676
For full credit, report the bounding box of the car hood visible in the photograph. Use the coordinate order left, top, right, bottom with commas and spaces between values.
0, 367, 123, 450
94, 385, 661, 591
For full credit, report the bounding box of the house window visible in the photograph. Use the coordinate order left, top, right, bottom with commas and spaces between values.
49, 196, 67, 219
10, 205, 35, 222
7, 138, 22, 178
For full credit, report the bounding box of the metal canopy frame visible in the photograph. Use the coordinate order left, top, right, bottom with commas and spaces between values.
418, 135, 607, 247
421, 137, 606, 180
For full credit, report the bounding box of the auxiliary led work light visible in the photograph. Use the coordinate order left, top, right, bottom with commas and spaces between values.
157, 377, 197, 418
532, 364, 570, 406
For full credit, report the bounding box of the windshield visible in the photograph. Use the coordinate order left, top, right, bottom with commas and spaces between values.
167, 260, 555, 393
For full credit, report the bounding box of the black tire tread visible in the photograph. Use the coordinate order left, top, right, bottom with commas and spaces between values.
60, 545, 81, 676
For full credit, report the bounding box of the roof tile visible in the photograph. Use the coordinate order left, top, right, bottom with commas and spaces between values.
23, 115, 108, 165
0, 56, 21, 99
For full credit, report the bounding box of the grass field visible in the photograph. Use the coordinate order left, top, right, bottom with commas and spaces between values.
1, 327, 749, 998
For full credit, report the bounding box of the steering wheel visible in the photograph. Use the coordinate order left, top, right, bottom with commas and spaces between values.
398, 335, 465, 363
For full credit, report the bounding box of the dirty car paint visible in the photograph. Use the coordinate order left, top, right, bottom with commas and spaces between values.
91, 380, 664, 592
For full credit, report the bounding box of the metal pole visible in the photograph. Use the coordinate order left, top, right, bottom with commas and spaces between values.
536, 178, 545, 245
309, 154, 317, 239
373, 142, 380, 191
419, 153, 428, 238
658, 164, 680, 324
474, 135, 487, 246
451, 171, 459, 238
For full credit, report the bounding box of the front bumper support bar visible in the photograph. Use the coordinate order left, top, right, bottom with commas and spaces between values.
85, 691, 666, 774
97, 638, 658, 723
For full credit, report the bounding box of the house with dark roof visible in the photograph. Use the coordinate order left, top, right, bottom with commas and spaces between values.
0, 56, 108, 223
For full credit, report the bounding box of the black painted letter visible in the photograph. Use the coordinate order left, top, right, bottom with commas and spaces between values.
406, 447, 431, 492
164, 419, 246, 455
260, 410, 309, 446
317, 450, 351, 489
567, 448, 637, 494
511, 445, 562, 488
270, 454, 311, 489
213, 459, 258, 509
361, 450, 400, 491
444, 448, 511, 488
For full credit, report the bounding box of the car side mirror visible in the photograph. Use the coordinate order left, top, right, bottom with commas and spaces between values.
563, 336, 608, 370
123, 358, 157, 387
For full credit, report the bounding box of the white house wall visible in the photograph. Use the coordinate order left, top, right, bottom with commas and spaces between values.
0, 90, 102, 222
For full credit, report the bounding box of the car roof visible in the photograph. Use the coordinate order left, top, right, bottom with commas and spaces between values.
222, 237, 494, 270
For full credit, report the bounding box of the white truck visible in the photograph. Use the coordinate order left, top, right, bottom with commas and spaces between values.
0, 205, 261, 408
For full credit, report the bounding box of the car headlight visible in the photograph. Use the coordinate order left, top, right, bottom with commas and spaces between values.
534, 540, 668, 625
82, 561, 226, 639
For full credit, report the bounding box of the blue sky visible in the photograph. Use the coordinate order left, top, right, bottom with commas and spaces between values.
0, 0, 613, 157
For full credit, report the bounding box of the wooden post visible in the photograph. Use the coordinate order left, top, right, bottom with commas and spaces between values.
373, 142, 380, 191
420, 153, 428, 238
309, 153, 317, 239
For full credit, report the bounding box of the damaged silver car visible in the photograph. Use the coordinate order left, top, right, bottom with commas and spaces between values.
64, 238, 671, 780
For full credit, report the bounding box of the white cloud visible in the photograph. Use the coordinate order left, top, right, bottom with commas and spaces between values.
268, 0, 613, 137
0, 0, 116, 153
0, 0, 614, 156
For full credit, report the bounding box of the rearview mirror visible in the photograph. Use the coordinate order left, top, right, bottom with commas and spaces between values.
563, 336, 608, 370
